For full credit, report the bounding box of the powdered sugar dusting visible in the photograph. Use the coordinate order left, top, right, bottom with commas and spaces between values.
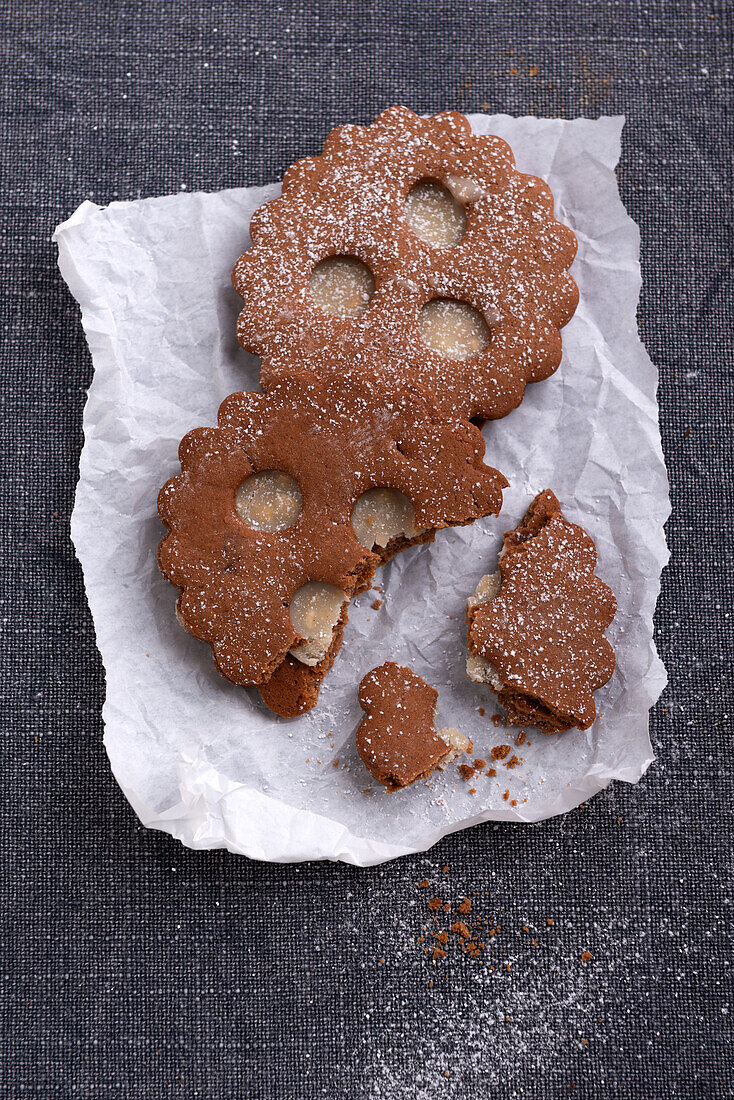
158, 371, 506, 694
468, 491, 616, 732
233, 106, 578, 421
358, 870, 648, 1097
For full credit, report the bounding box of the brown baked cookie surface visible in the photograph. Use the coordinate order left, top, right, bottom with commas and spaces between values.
158, 370, 507, 709
256, 605, 348, 718
466, 490, 616, 733
357, 662, 472, 790
232, 105, 578, 422
258, 528, 439, 719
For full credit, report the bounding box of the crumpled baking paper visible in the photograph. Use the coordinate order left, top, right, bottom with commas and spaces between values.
55, 115, 670, 866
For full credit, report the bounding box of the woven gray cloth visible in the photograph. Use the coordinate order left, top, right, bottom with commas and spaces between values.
1, 2, 732, 1097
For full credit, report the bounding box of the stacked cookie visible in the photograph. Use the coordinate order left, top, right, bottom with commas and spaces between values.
158, 107, 612, 748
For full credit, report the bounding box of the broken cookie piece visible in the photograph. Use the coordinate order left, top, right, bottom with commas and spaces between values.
466, 490, 616, 733
158, 370, 506, 717
357, 662, 472, 790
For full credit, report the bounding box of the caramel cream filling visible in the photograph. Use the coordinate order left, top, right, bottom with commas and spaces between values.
404, 180, 467, 248
437, 725, 472, 766
235, 470, 303, 532
419, 298, 490, 360
289, 581, 347, 666
310, 256, 375, 317
351, 488, 424, 549
467, 571, 504, 689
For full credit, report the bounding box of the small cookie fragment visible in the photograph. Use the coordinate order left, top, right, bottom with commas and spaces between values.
357, 662, 472, 790
466, 490, 616, 733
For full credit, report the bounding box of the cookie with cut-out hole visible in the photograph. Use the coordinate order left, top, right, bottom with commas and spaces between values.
466, 490, 616, 733
257, 518, 439, 718
158, 370, 507, 713
357, 662, 472, 790
232, 105, 578, 422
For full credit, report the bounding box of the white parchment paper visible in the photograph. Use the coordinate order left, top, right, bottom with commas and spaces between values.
55, 115, 669, 866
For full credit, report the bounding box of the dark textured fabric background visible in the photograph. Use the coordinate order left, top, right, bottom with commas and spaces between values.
1, 2, 732, 1097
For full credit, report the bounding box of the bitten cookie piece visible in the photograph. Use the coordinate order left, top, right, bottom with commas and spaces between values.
233, 105, 578, 422
158, 370, 506, 717
357, 662, 472, 790
466, 490, 616, 733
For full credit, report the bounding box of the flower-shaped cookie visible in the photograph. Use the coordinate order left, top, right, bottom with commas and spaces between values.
158, 371, 507, 701
467, 491, 616, 732
357, 662, 472, 790
232, 105, 578, 421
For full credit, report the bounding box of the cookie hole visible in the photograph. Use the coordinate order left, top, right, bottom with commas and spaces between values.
289, 582, 348, 666
235, 470, 302, 532
351, 488, 425, 550
418, 298, 490, 361
404, 180, 467, 248
309, 256, 375, 318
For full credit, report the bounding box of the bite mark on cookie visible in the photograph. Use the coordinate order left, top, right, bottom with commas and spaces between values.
158, 370, 507, 715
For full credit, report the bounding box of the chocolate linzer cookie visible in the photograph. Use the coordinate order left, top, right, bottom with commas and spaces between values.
158, 370, 507, 714
232, 105, 578, 422
466, 490, 616, 733
357, 662, 472, 790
